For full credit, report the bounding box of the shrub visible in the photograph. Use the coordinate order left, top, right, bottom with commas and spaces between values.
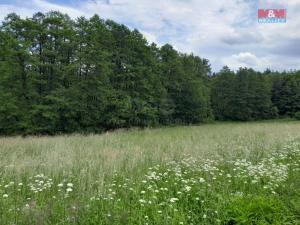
295, 112, 300, 120
222, 196, 295, 225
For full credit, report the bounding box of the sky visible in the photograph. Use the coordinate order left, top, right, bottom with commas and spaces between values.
0, 0, 299, 72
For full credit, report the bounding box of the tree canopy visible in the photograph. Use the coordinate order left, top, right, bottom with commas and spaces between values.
0, 11, 299, 135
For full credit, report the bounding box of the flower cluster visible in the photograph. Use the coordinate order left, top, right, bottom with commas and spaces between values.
29, 174, 53, 193
88, 140, 300, 223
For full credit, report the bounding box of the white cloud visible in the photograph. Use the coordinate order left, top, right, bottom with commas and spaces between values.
0, 4, 36, 18
222, 52, 267, 71
232, 52, 260, 66
0, 0, 299, 72
31, 0, 83, 17
140, 31, 158, 45
223, 52, 300, 72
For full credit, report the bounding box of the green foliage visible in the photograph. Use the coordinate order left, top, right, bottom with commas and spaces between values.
272, 71, 300, 117
295, 112, 300, 120
223, 196, 294, 225
1, 11, 300, 135
211, 67, 282, 121
0, 12, 211, 135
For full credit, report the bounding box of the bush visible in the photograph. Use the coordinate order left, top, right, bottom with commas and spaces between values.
222, 196, 295, 225
295, 112, 300, 120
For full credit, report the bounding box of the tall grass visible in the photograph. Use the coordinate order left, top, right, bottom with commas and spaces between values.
0, 121, 300, 224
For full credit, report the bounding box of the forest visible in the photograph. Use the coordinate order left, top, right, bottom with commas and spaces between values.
0, 11, 299, 135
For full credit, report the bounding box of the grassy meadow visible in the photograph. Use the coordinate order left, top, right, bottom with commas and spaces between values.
1, 121, 300, 224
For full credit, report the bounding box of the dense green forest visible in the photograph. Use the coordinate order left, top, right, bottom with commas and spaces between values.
0, 11, 299, 135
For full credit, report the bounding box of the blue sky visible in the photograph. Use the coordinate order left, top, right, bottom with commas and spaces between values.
0, 0, 299, 72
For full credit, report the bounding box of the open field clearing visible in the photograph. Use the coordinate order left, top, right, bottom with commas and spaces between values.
1, 121, 300, 224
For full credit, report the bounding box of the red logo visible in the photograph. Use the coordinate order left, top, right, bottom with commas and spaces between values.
258, 9, 286, 23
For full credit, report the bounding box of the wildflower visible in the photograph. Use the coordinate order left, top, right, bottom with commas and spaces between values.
3, 194, 8, 198
203, 214, 207, 219
58, 183, 64, 187
199, 178, 205, 183
141, 191, 146, 194
185, 186, 191, 192
67, 183, 73, 187
170, 198, 179, 203
139, 199, 146, 204
66, 188, 73, 192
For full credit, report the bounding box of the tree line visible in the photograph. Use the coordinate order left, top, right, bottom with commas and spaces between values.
0, 12, 299, 135
211, 67, 300, 121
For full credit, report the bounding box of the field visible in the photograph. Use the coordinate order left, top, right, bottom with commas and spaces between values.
1, 121, 300, 224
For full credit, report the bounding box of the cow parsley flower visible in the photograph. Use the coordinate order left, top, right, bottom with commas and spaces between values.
170, 198, 179, 203
199, 178, 205, 183
185, 186, 191, 192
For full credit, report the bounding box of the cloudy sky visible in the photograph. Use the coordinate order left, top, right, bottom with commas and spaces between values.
0, 0, 299, 72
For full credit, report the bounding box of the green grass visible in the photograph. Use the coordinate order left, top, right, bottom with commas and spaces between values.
0, 121, 300, 224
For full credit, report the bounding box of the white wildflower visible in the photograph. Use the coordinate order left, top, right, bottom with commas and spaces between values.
170, 198, 179, 203
199, 178, 205, 183
185, 186, 191, 192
